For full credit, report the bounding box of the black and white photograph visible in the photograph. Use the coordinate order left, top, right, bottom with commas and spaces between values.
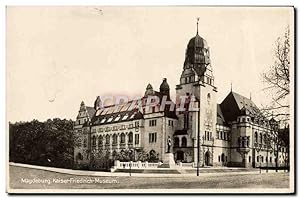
5, 6, 295, 194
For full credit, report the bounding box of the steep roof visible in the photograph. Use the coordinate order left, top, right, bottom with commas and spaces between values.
86, 106, 96, 119
217, 104, 227, 125
90, 99, 143, 125
90, 90, 177, 126
220, 91, 260, 123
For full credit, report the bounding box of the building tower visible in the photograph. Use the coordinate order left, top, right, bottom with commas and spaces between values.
174, 19, 218, 166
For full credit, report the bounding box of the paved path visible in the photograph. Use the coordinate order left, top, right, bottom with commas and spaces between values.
9, 162, 285, 178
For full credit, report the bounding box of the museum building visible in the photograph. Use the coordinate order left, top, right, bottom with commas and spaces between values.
73, 24, 288, 168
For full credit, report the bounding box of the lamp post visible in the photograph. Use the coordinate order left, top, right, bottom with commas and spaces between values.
129, 149, 133, 177
266, 132, 269, 173
260, 154, 262, 174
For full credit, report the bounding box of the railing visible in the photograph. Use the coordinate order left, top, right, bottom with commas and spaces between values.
114, 161, 160, 169
112, 161, 196, 170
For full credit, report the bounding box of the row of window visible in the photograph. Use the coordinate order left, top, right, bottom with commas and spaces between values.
216, 130, 229, 141
204, 131, 213, 141
168, 120, 174, 127
91, 132, 139, 148
77, 118, 87, 125
183, 76, 195, 84
256, 156, 275, 163
218, 153, 228, 162
149, 119, 157, 127
238, 136, 250, 147
238, 117, 250, 123
254, 132, 267, 144
241, 156, 277, 163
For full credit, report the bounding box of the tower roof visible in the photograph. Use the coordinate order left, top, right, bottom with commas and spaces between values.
146, 83, 153, 90
187, 34, 208, 49
159, 78, 170, 91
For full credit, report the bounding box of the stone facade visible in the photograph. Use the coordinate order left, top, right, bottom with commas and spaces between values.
73, 26, 288, 169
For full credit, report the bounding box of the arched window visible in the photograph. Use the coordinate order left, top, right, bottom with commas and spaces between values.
221, 153, 225, 162
260, 133, 263, 143
255, 132, 258, 143
92, 135, 96, 146
207, 93, 211, 104
128, 132, 133, 144
263, 134, 266, 144
83, 138, 87, 147
77, 153, 83, 160
181, 137, 187, 147
174, 137, 179, 147
121, 133, 125, 144
105, 134, 110, 144
112, 134, 117, 145
98, 135, 103, 147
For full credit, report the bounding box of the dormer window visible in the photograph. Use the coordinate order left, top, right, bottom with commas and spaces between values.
114, 115, 121, 121
107, 117, 113, 123
100, 118, 106, 124
122, 114, 129, 120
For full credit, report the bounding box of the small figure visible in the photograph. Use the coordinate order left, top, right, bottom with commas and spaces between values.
167, 136, 172, 153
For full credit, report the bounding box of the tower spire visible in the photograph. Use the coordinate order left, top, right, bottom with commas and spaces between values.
196, 17, 199, 35
230, 82, 232, 92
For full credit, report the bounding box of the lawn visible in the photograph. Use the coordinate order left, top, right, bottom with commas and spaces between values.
9, 165, 290, 191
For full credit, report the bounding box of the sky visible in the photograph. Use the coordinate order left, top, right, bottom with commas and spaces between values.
6, 6, 294, 122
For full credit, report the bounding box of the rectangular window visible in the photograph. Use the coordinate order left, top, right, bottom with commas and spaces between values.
149, 119, 157, 127
249, 156, 251, 163
149, 132, 157, 143
168, 120, 174, 127
135, 134, 139, 145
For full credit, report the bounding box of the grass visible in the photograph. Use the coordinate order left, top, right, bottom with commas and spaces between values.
9, 165, 290, 190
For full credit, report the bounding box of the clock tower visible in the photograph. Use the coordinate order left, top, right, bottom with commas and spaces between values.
174, 19, 217, 165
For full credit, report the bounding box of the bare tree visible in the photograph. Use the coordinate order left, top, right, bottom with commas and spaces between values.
262, 27, 291, 122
